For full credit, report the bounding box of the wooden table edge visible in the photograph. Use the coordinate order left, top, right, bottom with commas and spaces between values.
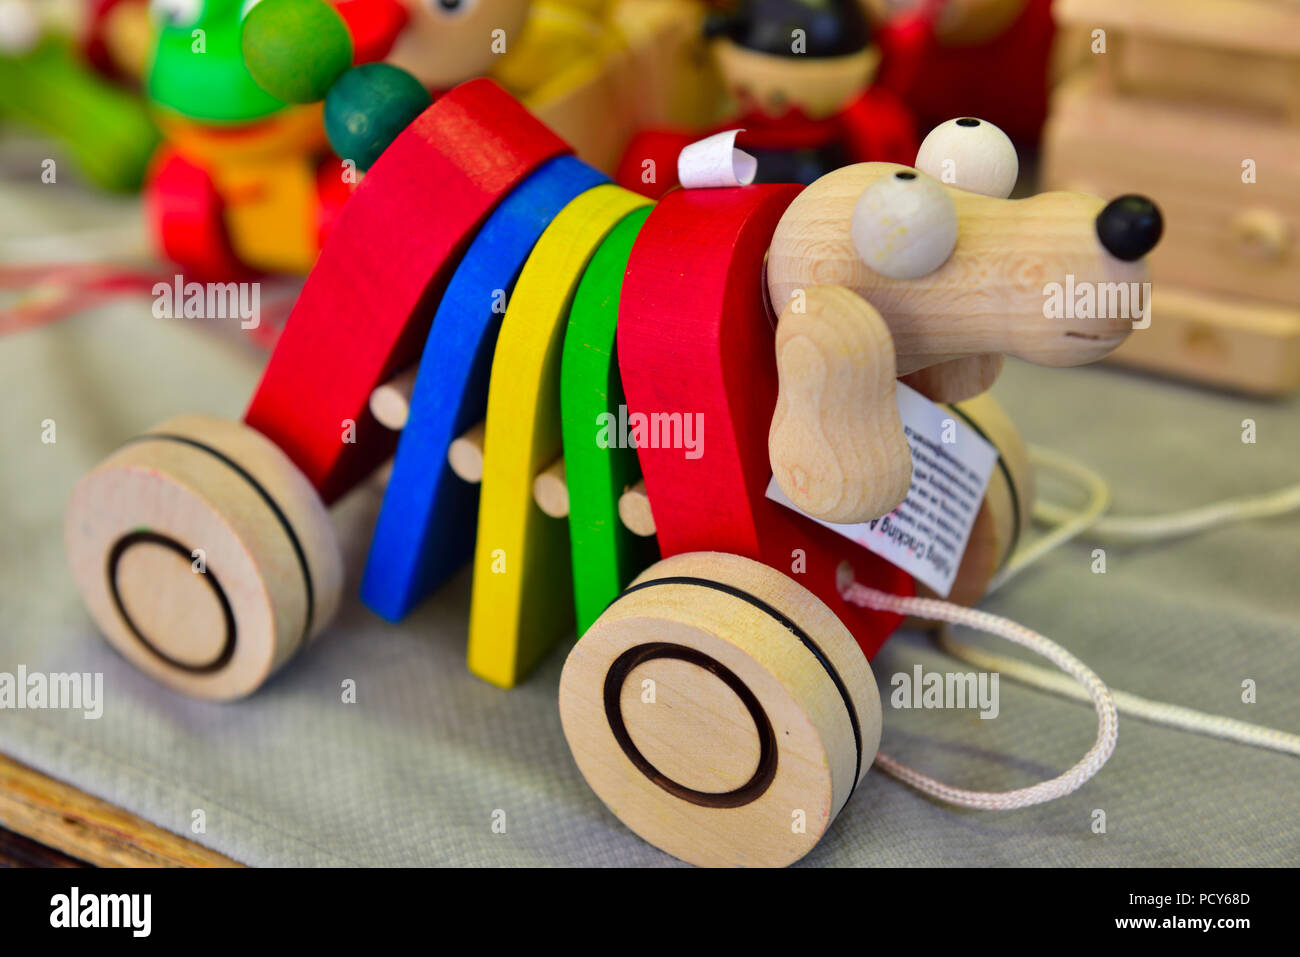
0, 751, 243, 868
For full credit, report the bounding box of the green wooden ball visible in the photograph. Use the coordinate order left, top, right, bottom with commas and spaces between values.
241, 0, 353, 104
324, 64, 432, 171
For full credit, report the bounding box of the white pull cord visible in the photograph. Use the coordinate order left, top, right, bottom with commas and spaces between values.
1034, 473, 1300, 546
957, 445, 1300, 760
936, 624, 1300, 757
839, 570, 1119, 810
838, 450, 1300, 808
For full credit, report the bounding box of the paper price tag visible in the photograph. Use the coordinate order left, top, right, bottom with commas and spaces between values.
766, 383, 999, 597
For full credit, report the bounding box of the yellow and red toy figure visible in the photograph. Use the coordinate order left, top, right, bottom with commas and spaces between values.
615, 0, 917, 197
145, 0, 530, 279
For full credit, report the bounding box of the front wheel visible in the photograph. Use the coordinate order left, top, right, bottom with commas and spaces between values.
559, 552, 881, 867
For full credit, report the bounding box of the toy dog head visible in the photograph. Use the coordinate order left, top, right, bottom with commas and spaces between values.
768, 116, 1161, 371
765, 116, 1162, 524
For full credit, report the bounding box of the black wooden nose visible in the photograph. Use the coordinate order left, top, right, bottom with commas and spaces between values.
1096, 195, 1163, 261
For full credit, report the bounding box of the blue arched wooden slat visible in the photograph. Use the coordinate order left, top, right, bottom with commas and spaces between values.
361, 155, 609, 621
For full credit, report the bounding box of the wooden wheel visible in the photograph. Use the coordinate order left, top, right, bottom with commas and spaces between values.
559, 552, 881, 867
64, 415, 343, 700
931, 391, 1033, 607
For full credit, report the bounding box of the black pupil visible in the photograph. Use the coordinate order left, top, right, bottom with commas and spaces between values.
895, 172, 917, 180
957, 118, 980, 127
439, 0, 461, 8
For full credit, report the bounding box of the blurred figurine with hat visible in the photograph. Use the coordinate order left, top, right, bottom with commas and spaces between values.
615, 0, 917, 196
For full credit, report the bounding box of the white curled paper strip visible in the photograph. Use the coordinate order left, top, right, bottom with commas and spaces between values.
677, 130, 757, 189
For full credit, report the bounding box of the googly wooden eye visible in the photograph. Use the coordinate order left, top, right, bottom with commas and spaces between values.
149, 0, 203, 27
850, 169, 958, 280
915, 117, 1018, 199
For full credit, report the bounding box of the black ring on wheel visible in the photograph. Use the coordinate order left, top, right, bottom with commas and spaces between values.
122, 431, 315, 648
602, 641, 778, 809
604, 574, 865, 811
107, 531, 237, 674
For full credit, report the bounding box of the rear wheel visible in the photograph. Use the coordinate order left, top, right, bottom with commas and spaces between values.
64, 415, 342, 700
559, 552, 881, 867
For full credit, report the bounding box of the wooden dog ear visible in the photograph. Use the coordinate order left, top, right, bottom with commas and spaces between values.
768, 285, 912, 524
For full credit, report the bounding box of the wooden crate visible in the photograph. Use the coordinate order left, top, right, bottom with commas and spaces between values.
1108, 284, 1300, 395
1044, 74, 1299, 307
1042, 69, 1300, 394
1055, 0, 1300, 122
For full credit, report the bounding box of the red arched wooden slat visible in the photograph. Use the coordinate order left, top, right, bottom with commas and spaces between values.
618, 186, 913, 660
244, 78, 570, 503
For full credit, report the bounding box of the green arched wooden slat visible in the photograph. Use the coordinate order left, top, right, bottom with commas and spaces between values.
561, 206, 658, 633
467, 185, 651, 688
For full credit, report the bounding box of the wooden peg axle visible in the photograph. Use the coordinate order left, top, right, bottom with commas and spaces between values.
447, 420, 486, 483
532, 456, 569, 519
617, 480, 656, 537
369, 367, 418, 430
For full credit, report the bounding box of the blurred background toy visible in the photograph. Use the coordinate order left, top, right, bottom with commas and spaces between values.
1043, 0, 1300, 395
615, 0, 917, 197
83, 0, 153, 82
246, 0, 726, 192
0, 0, 158, 192
495, 0, 726, 172
150, 0, 548, 279
144, 0, 360, 279
193, 0, 723, 275
866, 0, 1056, 147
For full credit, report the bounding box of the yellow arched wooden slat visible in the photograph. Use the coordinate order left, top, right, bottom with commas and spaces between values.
468, 183, 652, 688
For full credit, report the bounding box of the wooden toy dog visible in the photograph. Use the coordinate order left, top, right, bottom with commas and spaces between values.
63, 77, 1160, 865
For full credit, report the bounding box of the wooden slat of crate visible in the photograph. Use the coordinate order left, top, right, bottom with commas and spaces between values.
1108, 284, 1300, 395
1055, 0, 1300, 56
1117, 32, 1300, 122
1055, 0, 1300, 120
0, 752, 241, 868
